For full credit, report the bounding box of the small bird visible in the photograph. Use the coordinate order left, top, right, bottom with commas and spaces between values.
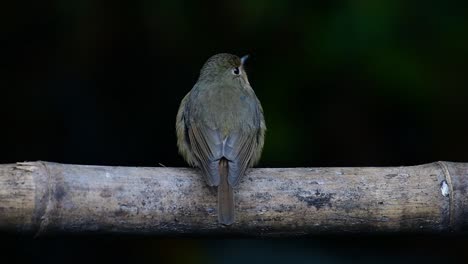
176, 53, 266, 225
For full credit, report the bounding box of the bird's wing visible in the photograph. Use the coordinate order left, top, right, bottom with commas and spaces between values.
176, 92, 197, 166
223, 131, 257, 186
187, 122, 223, 186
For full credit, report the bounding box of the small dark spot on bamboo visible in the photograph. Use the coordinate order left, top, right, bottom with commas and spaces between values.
295, 189, 334, 209
54, 185, 66, 201
252, 192, 272, 202
114, 209, 129, 217
100, 188, 112, 198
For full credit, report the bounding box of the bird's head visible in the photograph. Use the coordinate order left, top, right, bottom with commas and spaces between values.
198, 53, 250, 86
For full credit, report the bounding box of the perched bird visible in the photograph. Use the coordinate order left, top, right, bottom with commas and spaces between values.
176, 53, 266, 225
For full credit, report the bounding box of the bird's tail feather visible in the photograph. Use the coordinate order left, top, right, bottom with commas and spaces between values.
218, 158, 234, 225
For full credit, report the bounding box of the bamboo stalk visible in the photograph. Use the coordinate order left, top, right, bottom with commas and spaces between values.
0, 161, 467, 236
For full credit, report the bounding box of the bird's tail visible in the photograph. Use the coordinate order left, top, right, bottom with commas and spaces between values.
218, 158, 234, 225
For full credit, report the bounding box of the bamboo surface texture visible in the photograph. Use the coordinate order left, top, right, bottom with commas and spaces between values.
1, 161, 467, 236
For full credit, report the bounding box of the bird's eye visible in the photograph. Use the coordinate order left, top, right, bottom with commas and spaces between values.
232, 67, 240, 75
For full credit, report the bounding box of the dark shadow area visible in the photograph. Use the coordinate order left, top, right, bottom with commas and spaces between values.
2, 234, 468, 264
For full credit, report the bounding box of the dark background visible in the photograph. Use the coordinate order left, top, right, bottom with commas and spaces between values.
1, 0, 468, 263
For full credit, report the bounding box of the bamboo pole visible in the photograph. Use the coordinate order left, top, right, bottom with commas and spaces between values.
0, 161, 467, 236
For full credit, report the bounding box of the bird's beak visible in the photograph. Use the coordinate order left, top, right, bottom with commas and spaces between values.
241, 55, 249, 66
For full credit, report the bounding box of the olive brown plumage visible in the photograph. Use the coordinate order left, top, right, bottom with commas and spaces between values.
176, 53, 266, 225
